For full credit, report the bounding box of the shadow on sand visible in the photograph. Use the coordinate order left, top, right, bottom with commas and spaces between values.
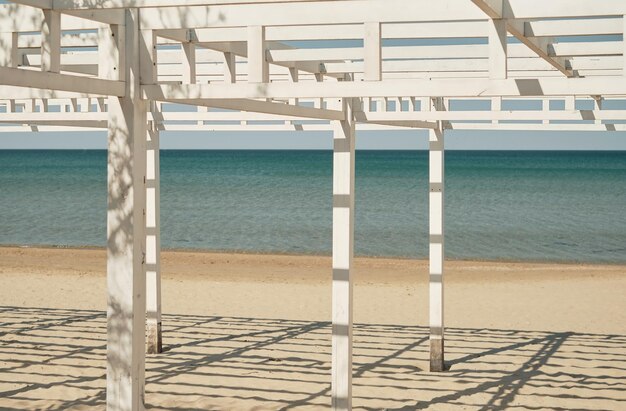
0, 306, 624, 410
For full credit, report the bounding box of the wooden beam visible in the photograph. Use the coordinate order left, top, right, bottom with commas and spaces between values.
51, 0, 323, 9
143, 77, 626, 100
0, 31, 19, 68
247, 25, 268, 83
428, 120, 445, 372
167, 98, 345, 121
354, 109, 626, 121
0, 85, 98, 99
8, 0, 52, 8
524, 18, 622, 37
152, 19, 620, 43
139, 1, 487, 30
488, 18, 507, 79
41, 9, 61, 73
623, 15, 626, 77
181, 41, 196, 84
223, 51, 236, 83
99, 25, 124, 81
106, 9, 147, 411
0, 66, 125, 96
140, 28, 157, 85
146, 103, 162, 355
331, 96, 355, 411
363, 21, 381, 81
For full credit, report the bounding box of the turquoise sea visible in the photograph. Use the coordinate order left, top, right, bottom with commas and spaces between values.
0, 149, 625, 263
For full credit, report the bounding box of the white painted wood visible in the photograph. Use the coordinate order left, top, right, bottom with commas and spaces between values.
288, 67, 299, 107
448, 123, 626, 131
0, 31, 18, 68
2, 5, 626, 408
106, 9, 147, 411
594, 97, 602, 125
474, 0, 572, 76
428, 120, 444, 373
139, 1, 487, 30
491, 97, 501, 124
524, 18, 622, 37
364, 22, 381, 81
9, 0, 53, 8
19, 51, 625, 78
146, 103, 162, 355
4, 120, 626, 133
223, 51, 236, 83
52, 0, 322, 9
623, 15, 626, 77
196, 104, 207, 125
331, 96, 355, 411
247, 25, 268, 83
0, 66, 125, 96
144, 77, 626, 101
140, 28, 157, 85
488, 18, 507, 79
356, 108, 626, 121
41, 9, 61, 73
181, 42, 196, 84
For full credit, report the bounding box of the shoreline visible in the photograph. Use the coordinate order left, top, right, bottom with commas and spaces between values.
1, 244, 625, 334
2, 243, 625, 266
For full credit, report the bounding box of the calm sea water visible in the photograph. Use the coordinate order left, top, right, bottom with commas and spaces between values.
1, 150, 625, 263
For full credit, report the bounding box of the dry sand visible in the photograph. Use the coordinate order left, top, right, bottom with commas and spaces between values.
0, 246, 625, 410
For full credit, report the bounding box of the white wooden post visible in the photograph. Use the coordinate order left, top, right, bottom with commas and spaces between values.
364, 21, 381, 81
223, 51, 236, 83
542, 98, 549, 125
0, 31, 18, 68
491, 97, 501, 125
594, 97, 602, 125
488, 18, 507, 79
140, 27, 162, 355
288, 67, 299, 105
146, 102, 162, 355
623, 15, 626, 77
247, 25, 268, 83
181, 42, 196, 84
99, 25, 123, 80
41, 10, 61, 73
429, 120, 445, 372
331, 96, 355, 411
106, 9, 147, 411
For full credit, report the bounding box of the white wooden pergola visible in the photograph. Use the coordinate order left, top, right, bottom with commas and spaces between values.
0, 1, 625, 410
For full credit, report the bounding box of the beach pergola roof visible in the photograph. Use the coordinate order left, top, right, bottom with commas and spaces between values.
0, 1, 624, 409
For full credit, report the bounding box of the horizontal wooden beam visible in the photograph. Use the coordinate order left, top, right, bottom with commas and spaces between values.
143, 77, 626, 100
0, 85, 97, 99
164, 98, 345, 120
0, 4, 106, 31
358, 109, 626, 121
4, 108, 625, 124
50, 0, 323, 9
448, 123, 626, 131
139, 0, 487, 30
0, 66, 125, 96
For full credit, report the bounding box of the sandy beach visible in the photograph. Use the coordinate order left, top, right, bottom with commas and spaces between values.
0, 246, 625, 409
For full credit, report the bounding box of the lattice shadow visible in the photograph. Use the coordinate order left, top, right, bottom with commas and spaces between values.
0, 306, 624, 410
